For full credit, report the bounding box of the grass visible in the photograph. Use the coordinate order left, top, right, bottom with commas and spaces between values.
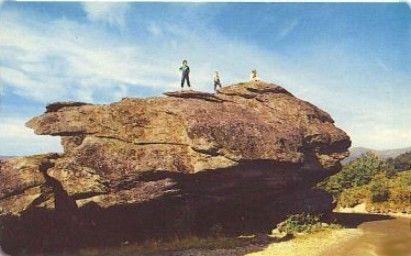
77, 234, 257, 256
51, 212, 344, 256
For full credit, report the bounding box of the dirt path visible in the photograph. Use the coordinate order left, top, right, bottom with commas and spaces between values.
321, 217, 411, 256
247, 216, 411, 256
72, 214, 410, 256
169, 215, 410, 256
245, 229, 361, 256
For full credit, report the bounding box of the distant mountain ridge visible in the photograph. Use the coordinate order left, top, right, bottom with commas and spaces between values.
343, 146, 411, 164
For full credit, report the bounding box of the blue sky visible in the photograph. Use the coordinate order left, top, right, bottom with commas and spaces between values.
0, 2, 410, 155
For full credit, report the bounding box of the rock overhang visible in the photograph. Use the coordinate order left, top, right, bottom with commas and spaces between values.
0, 81, 350, 253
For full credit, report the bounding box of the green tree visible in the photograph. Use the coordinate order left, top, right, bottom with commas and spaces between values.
387, 151, 411, 172
320, 152, 386, 194
369, 174, 390, 202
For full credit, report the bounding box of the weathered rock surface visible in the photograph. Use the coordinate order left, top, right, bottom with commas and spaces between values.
0, 81, 350, 254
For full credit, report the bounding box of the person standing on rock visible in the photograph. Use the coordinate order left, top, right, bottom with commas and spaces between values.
179, 60, 191, 90
250, 69, 259, 81
213, 71, 222, 91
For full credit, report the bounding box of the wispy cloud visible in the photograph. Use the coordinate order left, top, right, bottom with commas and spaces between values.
375, 57, 390, 72
0, 11, 288, 104
276, 19, 299, 41
0, 13, 176, 104
0, 66, 67, 102
82, 2, 130, 29
0, 117, 62, 156
147, 22, 163, 36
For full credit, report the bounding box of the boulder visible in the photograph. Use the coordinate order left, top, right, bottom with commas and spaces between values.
0, 81, 350, 253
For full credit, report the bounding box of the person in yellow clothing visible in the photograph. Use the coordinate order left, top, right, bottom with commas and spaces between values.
250, 69, 260, 81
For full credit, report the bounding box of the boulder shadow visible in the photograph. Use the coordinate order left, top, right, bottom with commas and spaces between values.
329, 212, 394, 228
1, 161, 335, 255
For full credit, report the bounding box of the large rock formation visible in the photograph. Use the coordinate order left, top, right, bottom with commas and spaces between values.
0, 81, 350, 254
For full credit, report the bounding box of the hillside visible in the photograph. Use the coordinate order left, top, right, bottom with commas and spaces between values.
320, 152, 411, 214
342, 146, 411, 164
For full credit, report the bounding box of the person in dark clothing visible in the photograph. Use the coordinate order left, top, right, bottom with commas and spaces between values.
213, 71, 222, 91
179, 60, 191, 90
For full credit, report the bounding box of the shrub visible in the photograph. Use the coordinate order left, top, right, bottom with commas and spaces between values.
392, 170, 411, 187
369, 175, 390, 203
319, 148, 410, 213
335, 170, 411, 212
338, 186, 368, 207
277, 213, 322, 234
386, 170, 411, 211
387, 151, 411, 172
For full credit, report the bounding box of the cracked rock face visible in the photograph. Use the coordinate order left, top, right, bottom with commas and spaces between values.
0, 81, 350, 253
26, 81, 349, 175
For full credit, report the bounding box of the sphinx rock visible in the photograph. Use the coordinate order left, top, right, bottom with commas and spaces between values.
0, 81, 350, 253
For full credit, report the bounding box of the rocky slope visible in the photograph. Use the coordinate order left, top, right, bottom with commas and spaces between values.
0, 81, 350, 254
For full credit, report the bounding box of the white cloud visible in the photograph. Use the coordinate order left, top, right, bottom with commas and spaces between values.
0, 14, 178, 104
0, 11, 288, 104
0, 117, 62, 156
147, 22, 163, 36
82, 2, 129, 29
346, 125, 411, 150
0, 66, 67, 102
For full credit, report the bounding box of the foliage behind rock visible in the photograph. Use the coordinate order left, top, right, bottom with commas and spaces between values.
320, 152, 411, 213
